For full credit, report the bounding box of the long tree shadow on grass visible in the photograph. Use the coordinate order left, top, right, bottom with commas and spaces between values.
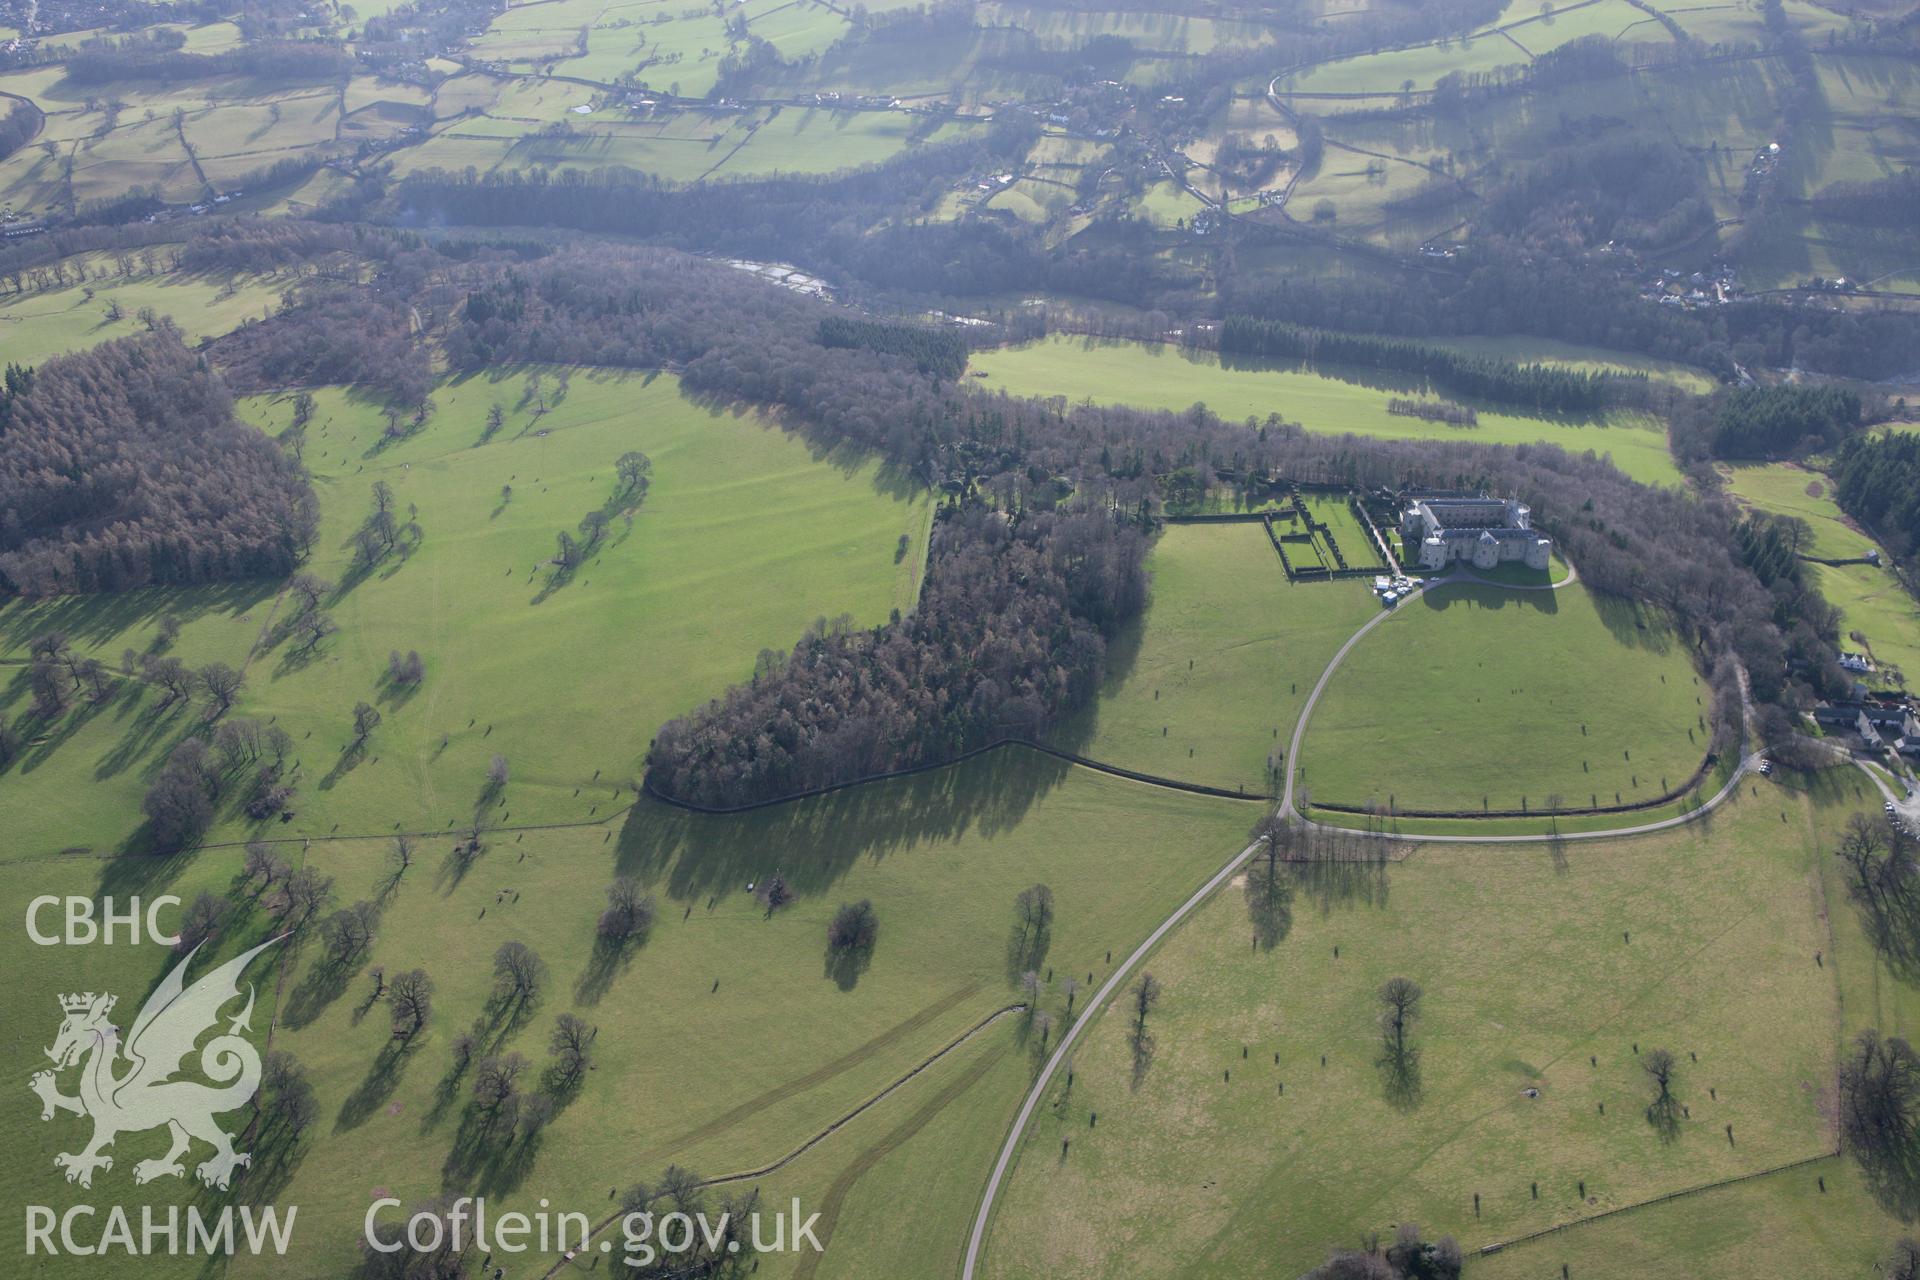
1005, 915, 1052, 988
614, 743, 1074, 904
280, 949, 363, 1031
1378, 1043, 1423, 1111
1858, 1140, 1920, 1223
335, 1039, 421, 1133
0, 579, 278, 655
575, 922, 652, 1006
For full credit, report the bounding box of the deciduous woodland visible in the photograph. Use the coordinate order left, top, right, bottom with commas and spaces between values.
646, 508, 1145, 806
0, 329, 316, 595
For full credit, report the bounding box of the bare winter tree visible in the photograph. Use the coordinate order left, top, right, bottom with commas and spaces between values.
597, 877, 656, 945
616, 450, 652, 499
492, 940, 544, 1009
351, 701, 382, 747
1643, 1047, 1680, 1139
173, 891, 229, 954
388, 968, 434, 1041
1841, 1028, 1920, 1166
198, 662, 244, 715
320, 899, 379, 966
549, 1012, 592, 1087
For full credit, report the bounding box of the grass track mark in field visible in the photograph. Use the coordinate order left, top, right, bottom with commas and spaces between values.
792, 1040, 1011, 1280
655, 981, 983, 1156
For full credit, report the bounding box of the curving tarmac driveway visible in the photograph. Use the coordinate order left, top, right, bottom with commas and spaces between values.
961, 562, 1762, 1280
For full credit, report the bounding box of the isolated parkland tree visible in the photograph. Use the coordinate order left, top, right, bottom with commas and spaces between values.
1015, 884, 1055, 937
352, 701, 382, 746
616, 450, 652, 500
1840, 1028, 1920, 1164
598, 877, 656, 945
549, 1013, 592, 1086
388, 968, 434, 1041
320, 900, 379, 966
1378, 977, 1423, 1062
492, 940, 543, 1007
827, 900, 879, 952
198, 662, 244, 716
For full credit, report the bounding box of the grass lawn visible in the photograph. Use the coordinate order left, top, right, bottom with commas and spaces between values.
1723, 461, 1920, 688
1299, 578, 1710, 815
1302, 494, 1389, 571
0, 757, 1259, 1277
980, 774, 1843, 1280
0, 368, 932, 862
1048, 523, 1379, 795
969, 337, 1685, 488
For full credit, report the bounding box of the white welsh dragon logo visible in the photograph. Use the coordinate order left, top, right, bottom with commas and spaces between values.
29, 937, 280, 1191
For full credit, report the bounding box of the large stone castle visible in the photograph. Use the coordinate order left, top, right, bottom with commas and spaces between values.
1400, 494, 1553, 572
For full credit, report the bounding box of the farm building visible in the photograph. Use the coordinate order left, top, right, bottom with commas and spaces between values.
1400, 494, 1553, 572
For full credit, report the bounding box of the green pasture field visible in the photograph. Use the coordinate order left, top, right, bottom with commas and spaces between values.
1298, 577, 1710, 815
973, 2, 1281, 54
0, 68, 377, 212
184, 92, 348, 184
1486, 0, 1676, 47
383, 129, 520, 178
1735, 210, 1920, 295
67, 116, 203, 205
743, 0, 851, 62
1479, 765, 1916, 1278
1333, 55, 1790, 221
1280, 24, 1534, 96
252, 163, 362, 217
1423, 335, 1718, 393
985, 181, 1055, 223
489, 121, 745, 184
968, 337, 1686, 487
429, 71, 507, 119
1048, 523, 1380, 795
1785, 55, 1920, 196
1656, 0, 1848, 44
1127, 180, 1205, 227
484, 76, 598, 122
763, 23, 981, 99
0, 368, 932, 862
1721, 462, 1873, 560
714, 109, 981, 179
1723, 462, 1920, 686
981, 773, 1849, 1280
1283, 154, 1449, 245
0, 757, 1259, 1277
0, 255, 297, 365
344, 76, 435, 115
1026, 131, 1109, 171
164, 19, 247, 52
